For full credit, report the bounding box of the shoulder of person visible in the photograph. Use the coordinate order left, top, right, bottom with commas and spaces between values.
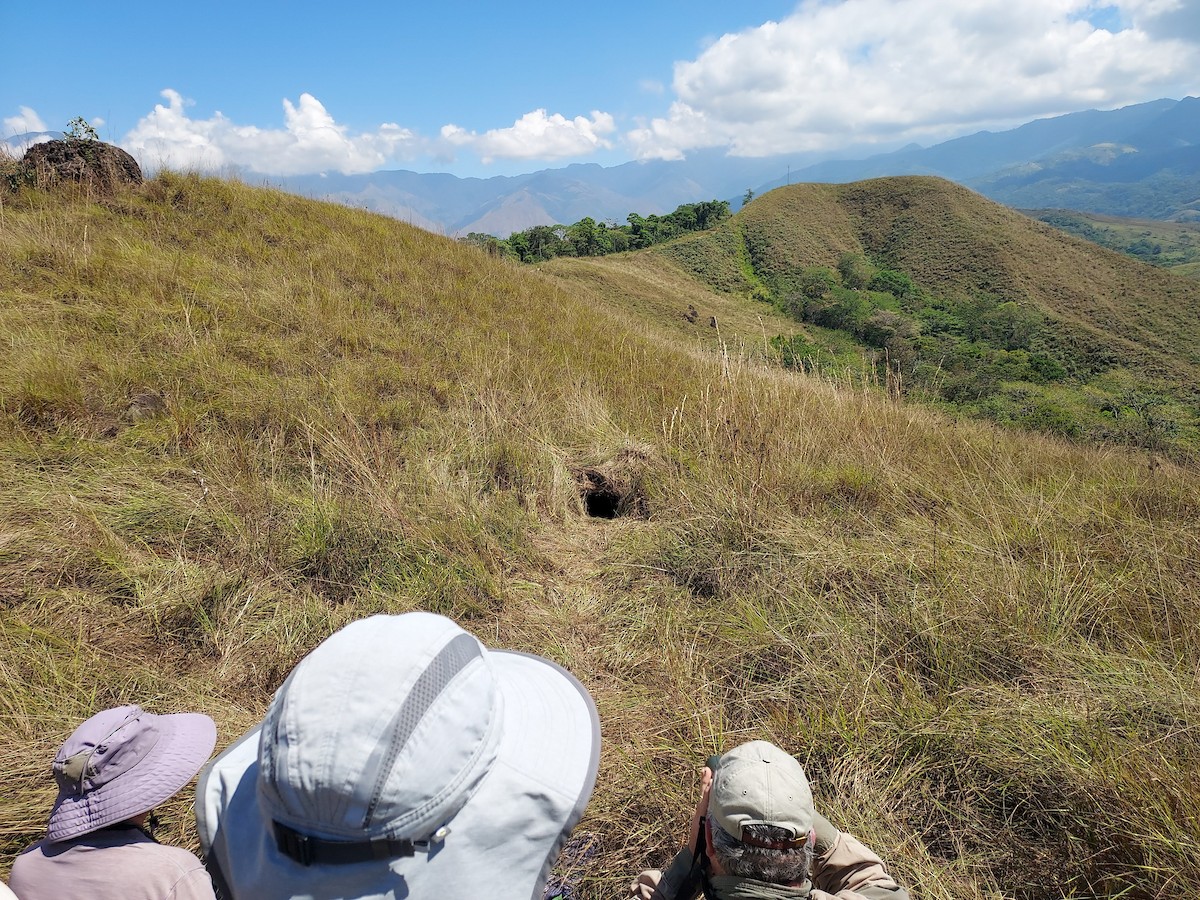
127, 839, 208, 872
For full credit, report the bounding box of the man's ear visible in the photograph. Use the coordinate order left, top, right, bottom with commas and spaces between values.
704, 817, 727, 875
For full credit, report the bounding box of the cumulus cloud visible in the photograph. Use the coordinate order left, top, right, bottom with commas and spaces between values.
439, 109, 616, 163
627, 0, 1200, 160
1131, 0, 1200, 40
122, 90, 419, 175
4, 106, 48, 136
120, 92, 616, 173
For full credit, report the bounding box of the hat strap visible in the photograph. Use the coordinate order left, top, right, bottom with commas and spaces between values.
273, 821, 447, 867
740, 833, 809, 850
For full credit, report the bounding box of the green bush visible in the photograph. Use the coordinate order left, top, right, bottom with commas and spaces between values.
1016, 398, 1082, 438
769, 334, 822, 369
837, 251, 876, 289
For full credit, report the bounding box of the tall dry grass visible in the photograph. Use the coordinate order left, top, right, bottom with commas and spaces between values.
1, 173, 1197, 898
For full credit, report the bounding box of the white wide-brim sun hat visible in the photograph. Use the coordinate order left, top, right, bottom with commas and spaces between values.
197, 612, 600, 900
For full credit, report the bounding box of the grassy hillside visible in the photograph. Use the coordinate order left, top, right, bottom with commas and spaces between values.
1028, 209, 1200, 278
627, 177, 1200, 457
3, 174, 1199, 900
538, 251, 806, 355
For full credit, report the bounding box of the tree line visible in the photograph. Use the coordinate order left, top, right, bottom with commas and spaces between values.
459, 200, 732, 263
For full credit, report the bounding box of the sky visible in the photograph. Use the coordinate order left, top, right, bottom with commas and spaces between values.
4, 0, 1200, 179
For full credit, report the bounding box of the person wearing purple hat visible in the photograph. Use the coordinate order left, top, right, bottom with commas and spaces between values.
10, 704, 219, 900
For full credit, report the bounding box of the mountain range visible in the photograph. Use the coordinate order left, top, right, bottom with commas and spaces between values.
275, 97, 1200, 235
7, 98, 1199, 234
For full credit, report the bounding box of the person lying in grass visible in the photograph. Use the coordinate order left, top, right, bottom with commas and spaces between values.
630, 740, 909, 900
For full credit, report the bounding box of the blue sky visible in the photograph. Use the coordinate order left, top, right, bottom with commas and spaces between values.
4, 1, 1200, 178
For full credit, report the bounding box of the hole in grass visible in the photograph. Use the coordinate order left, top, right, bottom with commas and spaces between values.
576, 467, 622, 518
571, 448, 653, 519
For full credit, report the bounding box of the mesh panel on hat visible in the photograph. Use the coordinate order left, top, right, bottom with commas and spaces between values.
256, 613, 501, 842
363, 632, 481, 828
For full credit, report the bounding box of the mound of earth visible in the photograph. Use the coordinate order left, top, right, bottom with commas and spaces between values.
572, 447, 653, 518
19, 139, 143, 193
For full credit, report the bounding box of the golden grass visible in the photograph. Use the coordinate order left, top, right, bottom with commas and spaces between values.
540, 251, 805, 355
1, 173, 1198, 899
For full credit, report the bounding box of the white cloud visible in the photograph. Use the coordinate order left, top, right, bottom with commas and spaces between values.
4, 106, 48, 136
118, 92, 617, 174
627, 0, 1200, 160
1130, 0, 1200, 40
439, 109, 616, 163
121, 90, 419, 175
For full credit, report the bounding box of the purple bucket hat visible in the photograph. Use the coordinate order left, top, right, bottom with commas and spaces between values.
47, 704, 217, 842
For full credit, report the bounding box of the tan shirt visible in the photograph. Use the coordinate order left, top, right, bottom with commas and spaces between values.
631, 819, 907, 900
807, 830, 908, 900
10, 826, 217, 900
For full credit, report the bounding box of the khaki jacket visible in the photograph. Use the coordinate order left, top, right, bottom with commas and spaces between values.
629, 813, 908, 900
10, 826, 217, 900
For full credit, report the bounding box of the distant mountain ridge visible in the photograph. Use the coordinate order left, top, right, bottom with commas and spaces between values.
779, 99, 1184, 184
272, 98, 1200, 234
766, 97, 1200, 220
272, 152, 808, 237
9, 98, 1198, 232
2, 131, 63, 154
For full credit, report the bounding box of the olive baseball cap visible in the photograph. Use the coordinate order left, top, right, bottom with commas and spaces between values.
710, 741, 814, 845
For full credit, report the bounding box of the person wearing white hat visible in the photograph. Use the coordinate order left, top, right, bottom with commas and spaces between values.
9, 704, 219, 900
197, 611, 601, 900
629, 740, 908, 900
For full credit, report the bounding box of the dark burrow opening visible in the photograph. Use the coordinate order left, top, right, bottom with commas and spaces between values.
576, 467, 623, 518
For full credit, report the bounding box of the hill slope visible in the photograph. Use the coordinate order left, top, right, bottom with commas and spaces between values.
692, 178, 1200, 377
2, 175, 1198, 899
1027, 208, 1200, 278
616, 177, 1200, 454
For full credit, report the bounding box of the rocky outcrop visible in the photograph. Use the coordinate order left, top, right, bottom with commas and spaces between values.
19, 139, 143, 193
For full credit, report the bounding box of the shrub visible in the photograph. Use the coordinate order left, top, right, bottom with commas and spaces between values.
837, 251, 876, 289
